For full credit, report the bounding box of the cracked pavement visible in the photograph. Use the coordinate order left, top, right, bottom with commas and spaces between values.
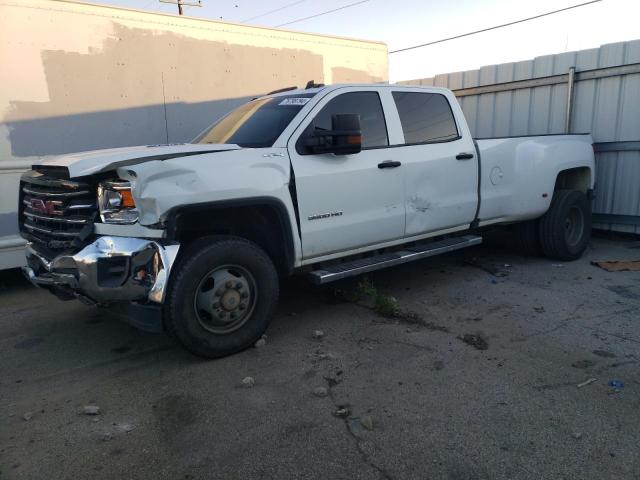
1, 235, 639, 479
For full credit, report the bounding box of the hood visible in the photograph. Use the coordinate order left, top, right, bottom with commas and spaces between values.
36, 143, 241, 178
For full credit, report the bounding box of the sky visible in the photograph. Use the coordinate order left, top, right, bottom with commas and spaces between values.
97, 0, 639, 82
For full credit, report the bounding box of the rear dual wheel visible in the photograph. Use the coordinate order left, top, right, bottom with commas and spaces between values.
512, 189, 591, 261
164, 236, 279, 358
539, 189, 591, 261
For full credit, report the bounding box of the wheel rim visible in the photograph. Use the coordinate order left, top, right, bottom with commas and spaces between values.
564, 205, 585, 247
193, 265, 257, 334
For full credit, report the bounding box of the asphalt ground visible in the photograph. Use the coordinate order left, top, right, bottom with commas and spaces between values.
1, 234, 639, 479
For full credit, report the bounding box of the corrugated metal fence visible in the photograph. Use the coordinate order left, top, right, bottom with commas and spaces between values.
400, 40, 640, 234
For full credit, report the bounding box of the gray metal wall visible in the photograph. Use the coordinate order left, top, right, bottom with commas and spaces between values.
400, 40, 640, 234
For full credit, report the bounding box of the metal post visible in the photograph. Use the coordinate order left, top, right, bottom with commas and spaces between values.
565, 66, 575, 133
159, 0, 202, 15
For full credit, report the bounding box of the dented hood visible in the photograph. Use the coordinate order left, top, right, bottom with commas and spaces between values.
36, 143, 242, 178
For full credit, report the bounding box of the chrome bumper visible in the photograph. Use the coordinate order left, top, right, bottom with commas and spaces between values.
22, 237, 180, 304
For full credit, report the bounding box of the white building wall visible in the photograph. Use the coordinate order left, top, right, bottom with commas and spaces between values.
0, 0, 388, 269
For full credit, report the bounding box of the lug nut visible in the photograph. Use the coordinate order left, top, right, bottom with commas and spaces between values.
225, 281, 233, 288
213, 302, 220, 309
236, 282, 243, 289
230, 312, 237, 319
241, 291, 248, 298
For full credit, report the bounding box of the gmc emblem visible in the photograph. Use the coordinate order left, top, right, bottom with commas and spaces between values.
30, 198, 64, 216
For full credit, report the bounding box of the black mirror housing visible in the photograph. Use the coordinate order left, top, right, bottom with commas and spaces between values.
301, 114, 362, 155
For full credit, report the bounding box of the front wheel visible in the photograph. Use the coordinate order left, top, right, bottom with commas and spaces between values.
164, 236, 279, 358
539, 189, 591, 261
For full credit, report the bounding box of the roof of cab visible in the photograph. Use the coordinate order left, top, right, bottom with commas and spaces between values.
261, 83, 452, 99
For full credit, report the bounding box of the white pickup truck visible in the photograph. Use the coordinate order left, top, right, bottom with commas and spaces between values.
20, 83, 595, 358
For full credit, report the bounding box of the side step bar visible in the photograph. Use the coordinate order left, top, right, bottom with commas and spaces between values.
309, 235, 482, 285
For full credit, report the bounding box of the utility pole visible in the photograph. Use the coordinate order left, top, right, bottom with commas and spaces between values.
159, 0, 202, 15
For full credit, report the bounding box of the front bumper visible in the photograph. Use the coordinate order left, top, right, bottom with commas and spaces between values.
22, 236, 180, 304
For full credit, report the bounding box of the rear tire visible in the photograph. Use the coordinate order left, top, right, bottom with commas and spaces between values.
164, 236, 279, 358
539, 189, 591, 261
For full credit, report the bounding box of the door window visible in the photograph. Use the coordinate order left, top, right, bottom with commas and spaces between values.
311, 92, 388, 149
392, 92, 459, 145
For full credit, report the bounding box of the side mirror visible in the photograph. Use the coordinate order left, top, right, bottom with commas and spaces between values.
301, 114, 362, 155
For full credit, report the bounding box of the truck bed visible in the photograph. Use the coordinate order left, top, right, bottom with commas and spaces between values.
474, 133, 594, 226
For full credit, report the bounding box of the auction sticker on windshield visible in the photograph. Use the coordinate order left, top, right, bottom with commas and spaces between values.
279, 98, 310, 106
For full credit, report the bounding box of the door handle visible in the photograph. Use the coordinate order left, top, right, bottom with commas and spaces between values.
378, 160, 402, 169
456, 152, 474, 160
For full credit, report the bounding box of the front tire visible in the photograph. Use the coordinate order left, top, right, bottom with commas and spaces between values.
164, 236, 279, 358
539, 189, 591, 261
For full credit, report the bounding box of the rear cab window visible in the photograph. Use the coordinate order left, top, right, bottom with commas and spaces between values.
392, 91, 459, 145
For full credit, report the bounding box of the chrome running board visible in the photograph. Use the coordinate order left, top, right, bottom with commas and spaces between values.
309, 235, 482, 284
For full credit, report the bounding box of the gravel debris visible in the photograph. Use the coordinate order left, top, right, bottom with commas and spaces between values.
360, 415, 375, 431
577, 377, 597, 388
312, 330, 325, 339
333, 405, 351, 418
82, 405, 101, 415
113, 422, 136, 433
312, 386, 328, 397
241, 376, 255, 388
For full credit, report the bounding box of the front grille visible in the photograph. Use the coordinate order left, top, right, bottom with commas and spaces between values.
19, 167, 98, 254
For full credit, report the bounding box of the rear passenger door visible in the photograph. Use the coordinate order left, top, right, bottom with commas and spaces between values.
391, 89, 478, 236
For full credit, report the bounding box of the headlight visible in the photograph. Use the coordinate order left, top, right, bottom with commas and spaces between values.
97, 179, 139, 224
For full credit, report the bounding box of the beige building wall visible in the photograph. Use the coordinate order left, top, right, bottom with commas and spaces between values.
0, 0, 388, 268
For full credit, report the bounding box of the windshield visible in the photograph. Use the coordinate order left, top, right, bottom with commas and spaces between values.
194, 93, 315, 148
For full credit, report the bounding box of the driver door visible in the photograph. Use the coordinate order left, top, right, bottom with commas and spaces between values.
288, 88, 405, 260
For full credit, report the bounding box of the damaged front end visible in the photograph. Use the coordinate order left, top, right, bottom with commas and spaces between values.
23, 237, 179, 331
18, 165, 181, 332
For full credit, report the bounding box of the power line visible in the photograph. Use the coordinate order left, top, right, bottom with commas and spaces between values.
389, 0, 602, 54
275, 0, 370, 28
242, 0, 310, 23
